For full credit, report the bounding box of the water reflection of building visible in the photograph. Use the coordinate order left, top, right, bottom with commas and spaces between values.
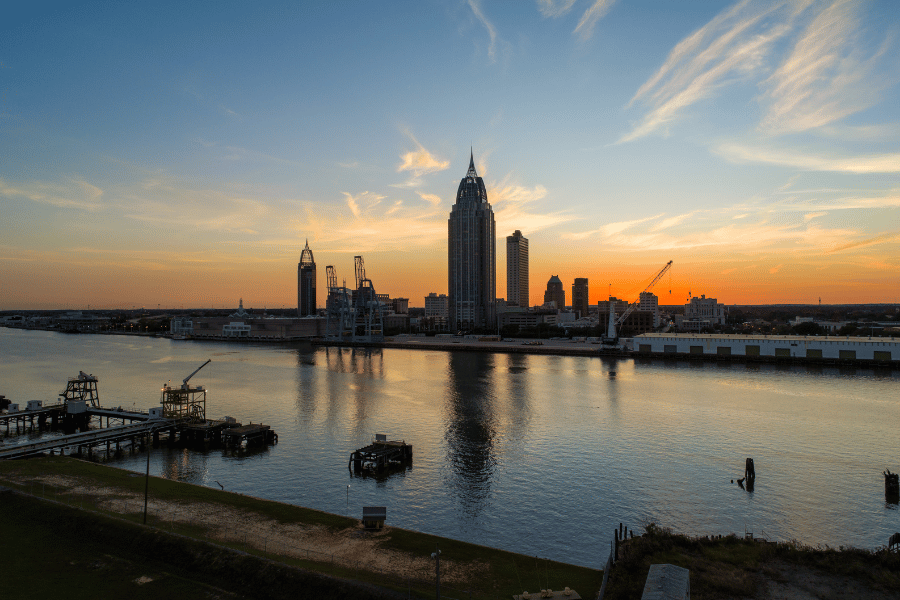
444, 352, 497, 516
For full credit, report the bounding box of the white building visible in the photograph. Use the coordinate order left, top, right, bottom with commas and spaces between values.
633, 333, 898, 363
639, 292, 660, 328
424, 293, 449, 318
170, 316, 193, 336
682, 295, 726, 329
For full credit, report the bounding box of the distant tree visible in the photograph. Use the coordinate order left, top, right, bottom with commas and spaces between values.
792, 322, 824, 336
837, 323, 859, 336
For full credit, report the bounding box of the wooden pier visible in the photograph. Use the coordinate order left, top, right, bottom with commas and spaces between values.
1, 367, 279, 459
349, 435, 412, 472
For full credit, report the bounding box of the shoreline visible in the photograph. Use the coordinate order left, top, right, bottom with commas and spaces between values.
4, 326, 899, 369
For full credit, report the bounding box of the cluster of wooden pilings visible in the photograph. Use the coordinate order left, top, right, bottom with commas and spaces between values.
349, 439, 413, 472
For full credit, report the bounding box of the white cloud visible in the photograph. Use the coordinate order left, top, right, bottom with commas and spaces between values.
537, 0, 577, 18
716, 142, 900, 173
397, 130, 450, 178
574, 0, 616, 41
417, 192, 443, 207
467, 0, 499, 62
488, 176, 575, 234
0, 177, 105, 211
760, 0, 891, 134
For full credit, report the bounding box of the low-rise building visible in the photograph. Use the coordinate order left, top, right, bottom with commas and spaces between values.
633, 333, 899, 363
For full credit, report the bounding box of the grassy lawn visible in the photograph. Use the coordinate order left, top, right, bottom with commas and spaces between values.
0, 456, 602, 599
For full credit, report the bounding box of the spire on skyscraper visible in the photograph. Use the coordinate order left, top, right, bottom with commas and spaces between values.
467, 147, 477, 178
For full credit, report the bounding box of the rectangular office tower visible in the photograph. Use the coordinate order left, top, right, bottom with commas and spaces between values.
448, 151, 496, 331
573, 278, 589, 317
506, 230, 529, 307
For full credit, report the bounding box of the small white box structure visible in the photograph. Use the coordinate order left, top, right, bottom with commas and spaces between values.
8, 403, 20, 413
641, 564, 690, 600
67, 401, 86, 414
148, 407, 164, 419
26, 400, 43, 410
222, 416, 237, 424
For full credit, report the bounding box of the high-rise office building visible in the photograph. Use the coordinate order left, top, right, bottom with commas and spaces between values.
448, 151, 496, 331
543, 275, 565, 310
572, 278, 589, 317
506, 230, 529, 307
298, 240, 316, 316
639, 291, 660, 327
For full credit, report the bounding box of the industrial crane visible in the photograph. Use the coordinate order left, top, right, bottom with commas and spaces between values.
181, 359, 211, 389
602, 260, 673, 347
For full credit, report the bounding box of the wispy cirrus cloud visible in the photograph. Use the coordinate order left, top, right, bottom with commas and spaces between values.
417, 192, 443, 207
574, 0, 616, 41
621, 0, 895, 146
537, 0, 578, 18
760, 0, 892, 134
538, 0, 616, 40
467, 0, 500, 62
0, 177, 105, 211
488, 175, 575, 234
716, 142, 900, 173
619, 0, 797, 143
828, 231, 900, 254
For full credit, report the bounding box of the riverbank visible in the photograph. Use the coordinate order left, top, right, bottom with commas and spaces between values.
602, 523, 900, 599
0, 456, 602, 599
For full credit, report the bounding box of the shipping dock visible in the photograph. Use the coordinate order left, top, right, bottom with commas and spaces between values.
0, 362, 278, 460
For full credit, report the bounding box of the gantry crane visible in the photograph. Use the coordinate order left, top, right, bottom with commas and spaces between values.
603, 261, 673, 346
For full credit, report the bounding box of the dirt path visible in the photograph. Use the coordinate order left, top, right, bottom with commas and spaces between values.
12, 472, 486, 585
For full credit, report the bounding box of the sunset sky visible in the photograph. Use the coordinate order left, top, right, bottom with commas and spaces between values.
2, 0, 899, 310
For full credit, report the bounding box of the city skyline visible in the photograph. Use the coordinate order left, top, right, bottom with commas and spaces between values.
2, 1, 899, 310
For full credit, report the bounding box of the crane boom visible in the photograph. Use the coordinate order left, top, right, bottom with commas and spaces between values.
183, 359, 211, 387
615, 260, 672, 327
604, 261, 673, 344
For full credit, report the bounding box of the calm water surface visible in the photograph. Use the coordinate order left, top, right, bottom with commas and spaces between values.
1, 328, 898, 567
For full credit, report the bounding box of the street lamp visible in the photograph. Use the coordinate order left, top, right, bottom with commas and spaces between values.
431, 544, 441, 599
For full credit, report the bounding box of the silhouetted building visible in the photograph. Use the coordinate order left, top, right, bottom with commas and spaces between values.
543, 275, 565, 310
448, 151, 496, 330
298, 240, 316, 316
506, 230, 529, 307
572, 278, 589, 318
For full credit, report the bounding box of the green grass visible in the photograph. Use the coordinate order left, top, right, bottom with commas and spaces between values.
602, 524, 900, 600
0, 456, 603, 599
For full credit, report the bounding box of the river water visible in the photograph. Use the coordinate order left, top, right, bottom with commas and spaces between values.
1, 328, 898, 567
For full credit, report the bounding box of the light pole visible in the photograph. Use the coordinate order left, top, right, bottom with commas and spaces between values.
143, 430, 152, 524
431, 544, 441, 599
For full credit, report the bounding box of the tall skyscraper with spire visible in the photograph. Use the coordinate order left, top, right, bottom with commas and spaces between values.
448, 150, 496, 331
298, 240, 316, 317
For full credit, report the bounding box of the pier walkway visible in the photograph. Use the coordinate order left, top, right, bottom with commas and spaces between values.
0, 419, 171, 460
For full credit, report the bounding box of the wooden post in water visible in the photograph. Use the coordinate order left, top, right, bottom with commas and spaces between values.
885, 469, 899, 503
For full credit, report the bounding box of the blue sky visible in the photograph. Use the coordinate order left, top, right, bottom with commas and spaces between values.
2, 0, 899, 309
